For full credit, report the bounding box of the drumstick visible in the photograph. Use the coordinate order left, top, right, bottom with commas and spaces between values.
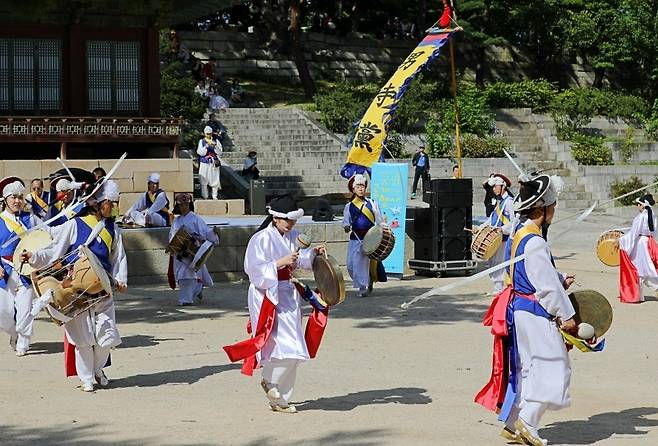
464, 227, 476, 233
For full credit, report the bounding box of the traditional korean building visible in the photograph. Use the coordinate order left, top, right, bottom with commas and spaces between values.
0, 0, 235, 159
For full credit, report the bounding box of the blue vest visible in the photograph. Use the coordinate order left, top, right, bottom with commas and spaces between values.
145, 190, 170, 224
0, 212, 34, 288
349, 199, 375, 240
69, 217, 115, 274
199, 139, 219, 164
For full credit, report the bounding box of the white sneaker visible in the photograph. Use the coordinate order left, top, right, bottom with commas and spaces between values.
260, 379, 282, 402
95, 371, 109, 387
16, 349, 27, 357
81, 381, 95, 392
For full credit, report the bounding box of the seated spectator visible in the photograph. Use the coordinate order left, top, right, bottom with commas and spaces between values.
230, 79, 244, 103
194, 80, 209, 98
241, 151, 259, 180
209, 87, 230, 112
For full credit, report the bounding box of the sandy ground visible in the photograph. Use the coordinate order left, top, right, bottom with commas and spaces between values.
1, 209, 658, 446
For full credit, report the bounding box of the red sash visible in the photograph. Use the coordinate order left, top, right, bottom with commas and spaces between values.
222, 269, 329, 376
64, 334, 77, 377
620, 235, 658, 303
474, 286, 513, 412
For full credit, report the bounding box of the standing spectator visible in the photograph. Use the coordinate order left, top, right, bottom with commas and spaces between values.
206, 113, 227, 142
452, 164, 461, 179
483, 176, 496, 217
93, 167, 107, 182
202, 60, 214, 81
192, 58, 204, 81
197, 126, 223, 200
230, 79, 244, 103
242, 150, 259, 180
410, 145, 430, 199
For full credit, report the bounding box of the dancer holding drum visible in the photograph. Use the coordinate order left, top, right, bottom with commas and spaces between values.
476, 174, 578, 446
223, 195, 328, 414
167, 193, 219, 306
479, 173, 514, 293
22, 180, 127, 392
619, 193, 658, 303
342, 174, 387, 297
0, 177, 43, 356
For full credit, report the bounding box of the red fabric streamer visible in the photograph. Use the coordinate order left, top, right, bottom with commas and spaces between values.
438, 0, 453, 28
474, 286, 514, 412
64, 334, 77, 377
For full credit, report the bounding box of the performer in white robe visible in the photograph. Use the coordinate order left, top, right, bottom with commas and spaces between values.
0, 178, 43, 356
24, 180, 128, 392
223, 195, 328, 414
480, 174, 515, 292
619, 193, 658, 303
25, 178, 50, 220
168, 193, 218, 306
197, 126, 223, 200
123, 172, 171, 227
476, 174, 577, 446
342, 174, 385, 297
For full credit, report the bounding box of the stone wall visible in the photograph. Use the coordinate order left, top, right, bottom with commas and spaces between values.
179, 30, 596, 86
123, 220, 414, 284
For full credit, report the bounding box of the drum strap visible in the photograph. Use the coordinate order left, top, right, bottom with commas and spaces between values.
0, 213, 26, 235
508, 224, 541, 284
493, 198, 510, 226
80, 215, 113, 253
350, 196, 375, 224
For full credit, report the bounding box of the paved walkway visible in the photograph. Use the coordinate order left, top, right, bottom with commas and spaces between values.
1, 210, 657, 445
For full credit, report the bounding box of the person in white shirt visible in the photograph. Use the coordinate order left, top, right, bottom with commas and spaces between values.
123, 172, 171, 227
197, 126, 223, 200
168, 193, 219, 306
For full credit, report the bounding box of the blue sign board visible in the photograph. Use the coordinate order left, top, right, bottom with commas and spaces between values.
371, 162, 409, 275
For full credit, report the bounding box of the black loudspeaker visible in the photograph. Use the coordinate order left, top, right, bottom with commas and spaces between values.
423, 178, 473, 208
441, 236, 472, 261
440, 207, 472, 237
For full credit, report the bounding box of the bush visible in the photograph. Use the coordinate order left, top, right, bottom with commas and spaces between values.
551, 88, 648, 139
460, 134, 509, 158
644, 99, 658, 141
384, 130, 406, 159
485, 79, 557, 112
424, 116, 452, 157
610, 176, 646, 206
314, 82, 368, 134
618, 127, 639, 164
571, 135, 613, 165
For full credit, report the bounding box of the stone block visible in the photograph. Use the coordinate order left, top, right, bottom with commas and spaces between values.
121, 227, 170, 250
215, 226, 254, 247
2, 160, 42, 184
126, 249, 170, 278
133, 170, 193, 194
195, 199, 244, 216
297, 222, 326, 244
203, 245, 240, 272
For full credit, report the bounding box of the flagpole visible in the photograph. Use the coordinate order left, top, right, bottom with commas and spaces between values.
448, 2, 462, 178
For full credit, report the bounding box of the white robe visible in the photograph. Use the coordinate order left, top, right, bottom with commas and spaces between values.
511, 221, 575, 417
125, 191, 169, 227
30, 217, 127, 348
483, 192, 514, 292
342, 198, 383, 291
244, 224, 315, 363
0, 211, 42, 351
197, 138, 223, 189
619, 209, 658, 290
169, 212, 218, 286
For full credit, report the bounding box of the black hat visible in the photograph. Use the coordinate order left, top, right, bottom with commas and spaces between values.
514, 175, 552, 212
636, 193, 655, 206
256, 194, 304, 233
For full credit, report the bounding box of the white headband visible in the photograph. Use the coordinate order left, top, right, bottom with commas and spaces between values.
3, 181, 25, 198
268, 208, 304, 220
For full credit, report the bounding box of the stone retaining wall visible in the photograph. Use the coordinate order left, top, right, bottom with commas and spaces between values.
123, 220, 414, 285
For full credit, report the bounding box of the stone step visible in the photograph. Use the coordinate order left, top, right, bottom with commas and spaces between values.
195, 199, 245, 216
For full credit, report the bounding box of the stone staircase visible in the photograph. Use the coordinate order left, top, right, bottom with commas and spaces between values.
494, 108, 658, 212
213, 108, 347, 198
494, 109, 593, 210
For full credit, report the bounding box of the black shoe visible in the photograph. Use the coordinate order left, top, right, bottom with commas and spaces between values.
196, 291, 203, 301
368, 283, 373, 293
